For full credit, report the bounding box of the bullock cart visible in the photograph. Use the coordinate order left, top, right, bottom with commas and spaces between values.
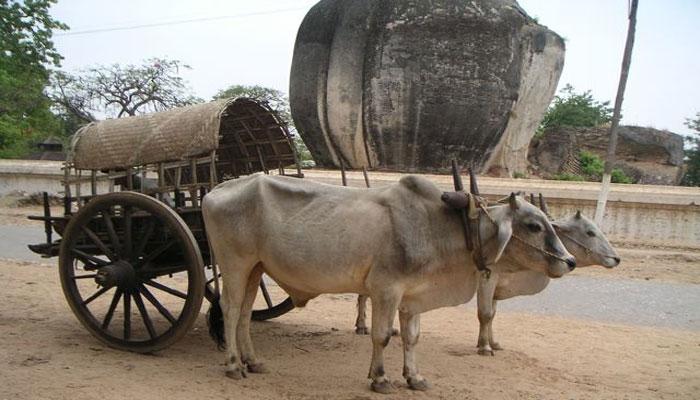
28, 98, 301, 353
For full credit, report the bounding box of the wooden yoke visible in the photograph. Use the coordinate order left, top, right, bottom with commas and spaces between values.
468, 167, 489, 275
441, 161, 490, 274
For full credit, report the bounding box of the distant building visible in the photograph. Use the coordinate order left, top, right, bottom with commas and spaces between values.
27, 136, 66, 161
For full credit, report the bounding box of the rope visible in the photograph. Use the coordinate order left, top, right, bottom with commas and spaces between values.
558, 232, 618, 260
478, 204, 571, 264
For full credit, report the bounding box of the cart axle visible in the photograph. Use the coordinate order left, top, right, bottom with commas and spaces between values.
95, 260, 136, 290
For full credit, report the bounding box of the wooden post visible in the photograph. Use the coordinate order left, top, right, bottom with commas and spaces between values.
594, 0, 639, 225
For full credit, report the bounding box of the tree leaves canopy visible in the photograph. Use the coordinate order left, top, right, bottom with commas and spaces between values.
0, 0, 67, 157
50, 58, 203, 120
539, 84, 614, 132
681, 112, 700, 186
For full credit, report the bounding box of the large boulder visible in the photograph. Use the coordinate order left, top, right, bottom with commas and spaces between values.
528, 125, 685, 185
290, 0, 565, 174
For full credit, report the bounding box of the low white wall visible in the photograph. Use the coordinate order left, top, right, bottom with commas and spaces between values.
0, 160, 110, 198
301, 169, 700, 249
1, 161, 698, 248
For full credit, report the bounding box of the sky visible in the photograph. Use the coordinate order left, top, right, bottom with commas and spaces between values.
49, 0, 700, 136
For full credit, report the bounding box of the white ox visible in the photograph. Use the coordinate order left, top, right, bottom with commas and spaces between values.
476, 210, 620, 355
354, 210, 621, 353
202, 174, 576, 393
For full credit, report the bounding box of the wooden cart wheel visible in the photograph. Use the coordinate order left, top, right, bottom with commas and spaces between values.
58, 192, 205, 353
204, 273, 294, 321
251, 277, 294, 321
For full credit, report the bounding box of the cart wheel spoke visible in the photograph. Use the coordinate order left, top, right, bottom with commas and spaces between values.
144, 279, 188, 300
71, 248, 109, 267
260, 280, 273, 308
81, 226, 116, 261
123, 292, 131, 340
138, 241, 175, 268
139, 284, 176, 324
102, 288, 123, 329
133, 291, 157, 339
73, 274, 98, 280
82, 286, 112, 306
102, 210, 122, 256
134, 220, 155, 258
123, 206, 133, 260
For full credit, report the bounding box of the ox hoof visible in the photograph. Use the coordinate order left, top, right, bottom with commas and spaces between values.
371, 380, 396, 394
355, 326, 369, 335
391, 328, 400, 336
477, 347, 495, 356
246, 362, 268, 374
225, 366, 247, 380
490, 342, 503, 351
408, 377, 430, 391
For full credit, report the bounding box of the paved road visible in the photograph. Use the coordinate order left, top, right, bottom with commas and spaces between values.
464, 276, 699, 331
2, 225, 698, 331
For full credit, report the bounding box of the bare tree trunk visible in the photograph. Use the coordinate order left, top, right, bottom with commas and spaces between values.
594, 0, 640, 225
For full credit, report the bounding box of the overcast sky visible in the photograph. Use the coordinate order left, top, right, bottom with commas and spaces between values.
50, 0, 699, 136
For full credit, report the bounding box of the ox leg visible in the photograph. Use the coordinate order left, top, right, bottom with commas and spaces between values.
367, 292, 401, 394
477, 272, 498, 356
488, 299, 503, 351
400, 311, 429, 391
220, 263, 255, 380
237, 264, 267, 374
355, 295, 369, 335
356, 295, 399, 336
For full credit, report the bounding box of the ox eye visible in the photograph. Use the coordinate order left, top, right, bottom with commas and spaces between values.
586, 230, 596, 237
526, 223, 542, 232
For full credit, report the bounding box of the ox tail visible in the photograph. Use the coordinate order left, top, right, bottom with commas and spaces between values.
207, 295, 226, 351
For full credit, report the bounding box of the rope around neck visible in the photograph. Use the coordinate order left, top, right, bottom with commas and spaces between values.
558, 231, 618, 261
478, 205, 572, 264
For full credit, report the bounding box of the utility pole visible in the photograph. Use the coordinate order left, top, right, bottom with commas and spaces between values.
594, 0, 640, 225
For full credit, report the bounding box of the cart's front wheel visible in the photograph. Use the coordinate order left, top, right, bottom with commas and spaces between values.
59, 192, 205, 353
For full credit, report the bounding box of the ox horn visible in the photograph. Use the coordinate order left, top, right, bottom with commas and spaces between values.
529, 193, 536, 205
469, 167, 480, 195
451, 160, 464, 191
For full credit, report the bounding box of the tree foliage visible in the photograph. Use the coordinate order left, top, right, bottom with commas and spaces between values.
539, 84, 613, 133
681, 112, 700, 186
213, 84, 313, 164
50, 58, 202, 122
0, 0, 67, 158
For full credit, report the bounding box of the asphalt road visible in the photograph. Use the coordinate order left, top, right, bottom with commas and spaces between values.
2, 225, 698, 331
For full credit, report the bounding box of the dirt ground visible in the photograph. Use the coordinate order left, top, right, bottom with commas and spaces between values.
0, 259, 698, 400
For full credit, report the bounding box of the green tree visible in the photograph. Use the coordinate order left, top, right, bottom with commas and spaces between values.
213, 84, 313, 164
50, 58, 202, 121
539, 84, 614, 132
681, 112, 700, 186
0, 0, 67, 158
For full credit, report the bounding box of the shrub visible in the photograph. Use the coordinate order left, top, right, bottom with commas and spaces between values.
539, 84, 613, 133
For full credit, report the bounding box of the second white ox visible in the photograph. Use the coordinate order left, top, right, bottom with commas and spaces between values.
202, 174, 576, 394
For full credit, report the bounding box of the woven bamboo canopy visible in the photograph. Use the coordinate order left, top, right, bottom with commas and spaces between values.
69, 98, 298, 176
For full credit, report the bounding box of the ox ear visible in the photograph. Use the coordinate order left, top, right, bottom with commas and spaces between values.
493, 215, 514, 264
508, 193, 519, 211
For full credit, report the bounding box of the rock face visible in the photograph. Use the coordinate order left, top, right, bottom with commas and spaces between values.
528, 126, 685, 185
290, 0, 565, 174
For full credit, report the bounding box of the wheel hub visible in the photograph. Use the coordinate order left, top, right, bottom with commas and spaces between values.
95, 260, 137, 289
